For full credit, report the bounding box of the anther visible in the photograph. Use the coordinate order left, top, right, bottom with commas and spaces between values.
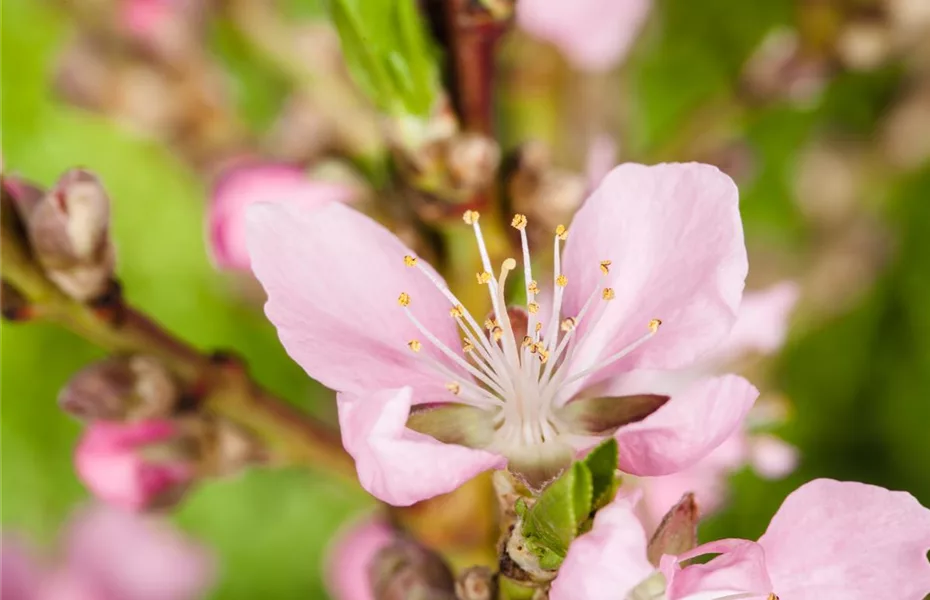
462, 340, 475, 353
527, 280, 539, 294
398, 292, 411, 307
484, 318, 498, 330
403, 255, 418, 267
408, 340, 422, 352
492, 327, 504, 342
600, 260, 611, 275
555, 224, 568, 240
535, 323, 543, 333
462, 210, 480, 225
446, 382, 461, 395
449, 305, 464, 318
602, 288, 615, 301
522, 335, 534, 348
648, 318, 662, 334
511, 214, 528, 230
560, 317, 576, 332
476, 271, 491, 284
536, 346, 550, 364
528, 302, 539, 314
556, 274, 568, 287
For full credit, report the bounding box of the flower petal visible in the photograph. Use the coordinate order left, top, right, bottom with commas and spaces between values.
717, 281, 800, 363
64, 506, 215, 600
517, 0, 651, 71
758, 478, 930, 600
549, 492, 654, 600
324, 517, 395, 600
1, 538, 43, 600
561, 163, 746, 385
337, 388, 504, 506
247, 201, 464, 396
664, 539, 772, 600
612, 375, 758, 476
209, 164, 355, 272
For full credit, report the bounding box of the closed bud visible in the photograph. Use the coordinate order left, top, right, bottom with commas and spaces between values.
75, 419, 194, 511
369, 539, 456, 600
455, 566, 496, 600
647, 493, 698, 565
58, 356, 177, 421
26, 169, 115, 301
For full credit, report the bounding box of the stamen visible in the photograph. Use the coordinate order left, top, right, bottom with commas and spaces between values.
535, 323, 542, 333
408, 340, 422, 352
555, 224, 568, 240
560, 317, 576, 331
403, 255, 418, 267
484, 318, 497, 330
602, 288, 615, 300
527, 280, 539, 294
463, 340, 475, 353
462, 210, 480, 225
476, 271, 491, 284
522, 335, 534, 348
492, 327, 504, 342
649, 318, 662, 334
561, 321, 660, 387
599, 260, 611, 275
450, 305, 464, 318
398, 292, 411, 307
536, 345, 550, 364
527, 302, 539, 314
511, 214, 528, 230
446, 382, 461, 395
556, 274, 568, 287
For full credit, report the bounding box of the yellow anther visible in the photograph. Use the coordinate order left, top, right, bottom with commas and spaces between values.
556, 274, 568, 287
527, 280, 539, 294
511, 214, 528, 230
446, 382, 461, 395
536, 346, 550, 364
476, 271, 492, 284
528, 302, 539, 314
462, 210, 480, 225
600, 260, 612, 275
462, 340, 475, 353
648, 318, 662, 334
408, 340, 422, 352
522, 335, 534, 348
398, 292, 411, 307
403, 255, 418, 267
555, 224, 568, 240
602, 288, 615, 301
502, 258, 517, 271
528, 342, 538, 354
449, 304, 464, 318
492, 327, 504, 342
561, 317, 577, 332
535, 323, 543, 333
484, 318, 498, 330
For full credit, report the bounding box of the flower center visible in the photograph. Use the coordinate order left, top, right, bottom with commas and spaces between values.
398, 211, 661, 451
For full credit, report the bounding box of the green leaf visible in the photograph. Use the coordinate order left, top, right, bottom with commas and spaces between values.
520, 462, 593, 569
324, 0, 440, 117
582, 438, 620, 511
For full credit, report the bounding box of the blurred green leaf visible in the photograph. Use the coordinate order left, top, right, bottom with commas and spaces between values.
581, 438, 619, 511
521, 462, 592, 569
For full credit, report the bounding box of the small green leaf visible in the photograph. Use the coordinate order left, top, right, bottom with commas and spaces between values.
520, 462, 593, 568
582, 438, 620, 510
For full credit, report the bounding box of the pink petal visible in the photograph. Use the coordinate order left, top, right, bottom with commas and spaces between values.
561, 163, 747, 386
1, 538, 43, 600
247, 201, 464, 397
517, 0, 651, 71
664, 539, 773, 600
64, 506, 215, 600
613, 375, 758, 476
324, 517, 395, 600
549, 492, 654, 600
748, 433, 798, 480
208, 163, 355, 272
716, 281, 800, 363
758, 479, 930, 600
337, 388, 504, 506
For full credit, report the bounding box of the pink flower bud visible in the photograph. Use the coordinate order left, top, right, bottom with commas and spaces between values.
74, 420, 192, 511
25, 169, 115, 301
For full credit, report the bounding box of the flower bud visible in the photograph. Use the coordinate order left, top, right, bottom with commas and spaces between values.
455, 566, 496, 600
58, 356, 177, 421
369, 539, 456, 600
74, 420, 193, 511
25, 169, 115, 301
646, 493, 698, 565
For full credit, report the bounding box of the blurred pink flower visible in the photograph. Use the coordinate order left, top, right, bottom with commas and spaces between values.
549, 479, 930, 600
517, 0, 651, 71
1, 506, 214, 600
208, 164, 355, 272
75, 420, 191, 511
247, 162, 757, 506
324, 517, 395, 600
622, 282, 801, 528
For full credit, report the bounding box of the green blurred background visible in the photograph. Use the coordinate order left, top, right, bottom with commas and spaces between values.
3, 0, 929, 598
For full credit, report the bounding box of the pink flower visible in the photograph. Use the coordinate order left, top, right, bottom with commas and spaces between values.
623, 283, 801, 527
324, 517, 395, 600
549, 479, 930, 600
1, 506, 214, 600
517, 0, 651, 71
208, 164, 355, 272
247, 162, 757, 506
75, 420, 192, 511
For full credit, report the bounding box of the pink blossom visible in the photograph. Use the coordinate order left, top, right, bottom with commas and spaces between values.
247, 162, 757, 506
74, 420, 191, 511
517, 0, 652, 71
208, 163, 355, 272
324, 517, 395, 600
549, 479, 930, 600
1, 506, 214, 600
